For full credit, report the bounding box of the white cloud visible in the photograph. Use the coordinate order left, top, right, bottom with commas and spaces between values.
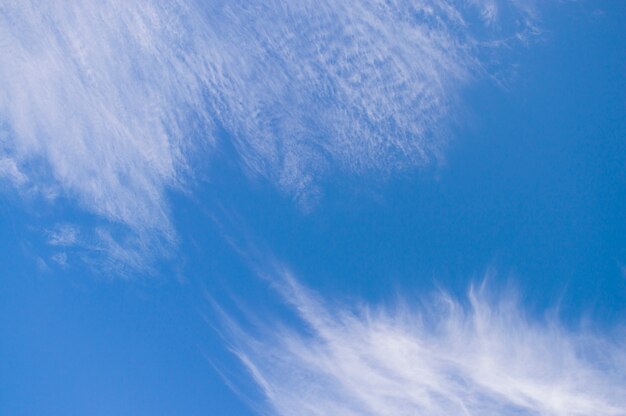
201, 0, 537, 205
0, 157, 27, 186
224, 272, 626, 416
47, 223, 79, 246
0, 1, 214, 235
50, 252, 68, 267
44, 222, 160, 275
0, 0, 537, 237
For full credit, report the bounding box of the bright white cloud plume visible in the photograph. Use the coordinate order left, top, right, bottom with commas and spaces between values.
0, 0, 536, 232
224, 273, 626, 416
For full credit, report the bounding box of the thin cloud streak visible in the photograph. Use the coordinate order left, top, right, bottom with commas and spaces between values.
225, 272, 626, 416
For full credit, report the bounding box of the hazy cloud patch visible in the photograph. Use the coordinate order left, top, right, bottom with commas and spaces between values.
1, 0, 539, 264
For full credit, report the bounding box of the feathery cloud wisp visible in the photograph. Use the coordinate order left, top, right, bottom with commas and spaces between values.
225, 273, 626, 416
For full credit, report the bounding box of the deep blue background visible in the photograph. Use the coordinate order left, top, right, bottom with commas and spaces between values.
1, 2, 624, 415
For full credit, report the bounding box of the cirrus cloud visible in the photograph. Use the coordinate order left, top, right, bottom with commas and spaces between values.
1, 0, 538, 253
223, 272, 626, 416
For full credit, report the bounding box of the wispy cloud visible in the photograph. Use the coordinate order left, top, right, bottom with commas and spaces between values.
0, 1, 215, 235
1, 1, 537, 252
47, 223, 79, 246
43, 222, 161, 275
223, 271, 626, 416
0, 157, 27, 187
200, 0, 538, 205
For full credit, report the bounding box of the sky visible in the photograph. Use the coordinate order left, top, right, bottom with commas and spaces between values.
0, 1, 625, 415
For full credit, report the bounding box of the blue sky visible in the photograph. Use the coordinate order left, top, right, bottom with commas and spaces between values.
1, 1, 625, 415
